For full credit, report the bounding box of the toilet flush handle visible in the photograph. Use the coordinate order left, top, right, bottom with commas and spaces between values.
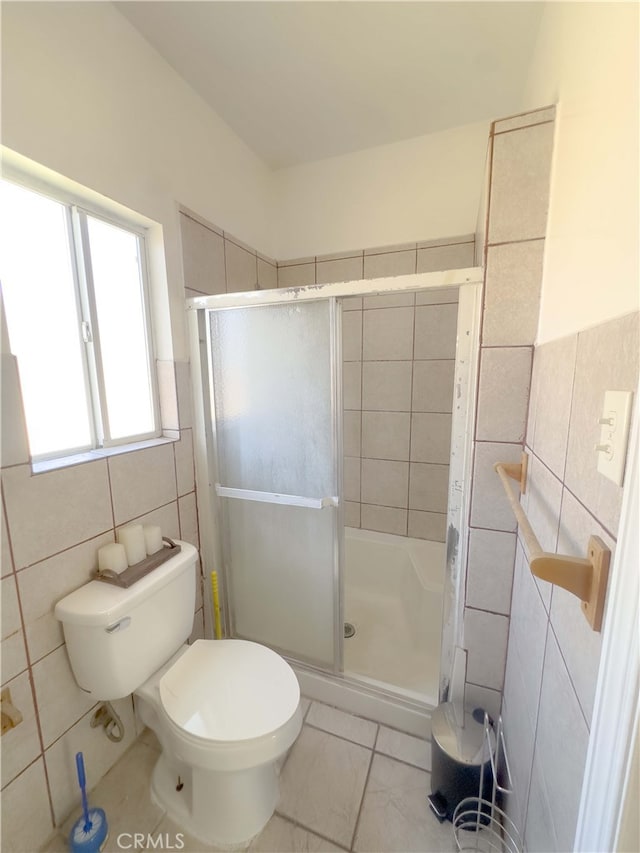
105, 617, 131, 634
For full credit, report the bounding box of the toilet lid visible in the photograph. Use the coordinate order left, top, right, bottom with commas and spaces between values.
159, 639, 300, 742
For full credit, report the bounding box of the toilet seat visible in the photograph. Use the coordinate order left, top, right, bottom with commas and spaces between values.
159, 639, 300, 742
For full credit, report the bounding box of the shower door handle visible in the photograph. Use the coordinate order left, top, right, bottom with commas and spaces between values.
215, 484, 339, 510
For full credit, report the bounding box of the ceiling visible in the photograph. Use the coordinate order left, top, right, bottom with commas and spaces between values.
117, 1, 545, 169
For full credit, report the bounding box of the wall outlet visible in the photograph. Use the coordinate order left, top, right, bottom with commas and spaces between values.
596, 390, 634, 486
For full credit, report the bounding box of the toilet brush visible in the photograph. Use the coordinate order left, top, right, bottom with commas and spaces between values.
69, 752, 108, 853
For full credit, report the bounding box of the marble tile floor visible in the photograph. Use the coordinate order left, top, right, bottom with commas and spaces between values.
41, 699, 456, 853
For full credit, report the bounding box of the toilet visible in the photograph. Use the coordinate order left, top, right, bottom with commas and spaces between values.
54, 541, 302, 848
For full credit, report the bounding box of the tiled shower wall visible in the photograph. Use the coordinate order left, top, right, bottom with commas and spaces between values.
502, 311, 639, 851
179, 209, 475, 542
0, 356, 202, 851
341, 286, 460, 540
276, 237, 474, 541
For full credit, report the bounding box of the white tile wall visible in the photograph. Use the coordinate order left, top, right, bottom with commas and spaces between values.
178, 491, 200, 549
317, 255, 363, 284
466, 528, 516, 615
179, 213, 225, 296
483, 241, 544, 346
0, 670, 41, 788
469, 442, 522, 532
2, 462, 113, 569
361, 504, 407, 536
476, 347, 532, 443
277, 262, 315, 288
407, 510, 446, 541
533, 632, 590, 852
341, 252, 460, 541
342, 310, 363, 361
44, 698, 137, 824
174, 429, 195, 496
361, 411, 410, 461
463, 608, 509, 691
414, 304, 458, 359
1, 759, 54, 853
364, 249, 415, 278
108, 444, 176, 525
408, 462, 449, 513
417, 241, 474, 273
564, 312, 640, 534
363, 307, 414, 360
257, 258, 277, 290
225, 239, 258, 292
411, 361, 455, 412
488, 122, 555, 243
361, 459, 409, 508
493, 106, 556, 134
17, 531, 113, 664
362, 361, 412, 411
528, 334, 577, 479
410, 413, 451, 463
505, 310, 639, 850
32, 645, 97, 747
1, 348, 199, 851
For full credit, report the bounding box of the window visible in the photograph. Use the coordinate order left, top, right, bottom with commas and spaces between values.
0, 179, 159, 460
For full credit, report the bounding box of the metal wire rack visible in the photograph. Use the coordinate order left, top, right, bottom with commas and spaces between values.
452, 714, 523, 853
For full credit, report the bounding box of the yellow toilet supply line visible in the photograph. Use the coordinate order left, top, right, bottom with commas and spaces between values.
210, 571, 223, 639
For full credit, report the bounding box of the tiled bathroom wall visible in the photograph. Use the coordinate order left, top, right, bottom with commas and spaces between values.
276, 237, 475, 291
461, 106, 555, 716
502, 311, 639, 851
0, 356, 202, 851
180, 208, 277, 297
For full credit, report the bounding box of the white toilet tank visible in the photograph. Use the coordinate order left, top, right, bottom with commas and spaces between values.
55, 541, 198, 700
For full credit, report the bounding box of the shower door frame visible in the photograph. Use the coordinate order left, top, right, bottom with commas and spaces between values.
187, 266, 483, 707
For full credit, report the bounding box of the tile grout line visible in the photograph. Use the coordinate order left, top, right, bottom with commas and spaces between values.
492, 119, 555, 137
349, 745, 375, 852
272, 811, 350, 852
304, 721, 377, 751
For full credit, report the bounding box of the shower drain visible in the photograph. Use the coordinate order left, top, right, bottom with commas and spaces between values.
344, 622, 356, 639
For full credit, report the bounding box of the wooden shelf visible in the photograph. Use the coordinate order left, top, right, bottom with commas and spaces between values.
494, 453, 610, 632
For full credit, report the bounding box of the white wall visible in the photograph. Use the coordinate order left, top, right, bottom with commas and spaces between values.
274, 121, 490, 259
1, 2, 275, 359
522, 2, 639, 344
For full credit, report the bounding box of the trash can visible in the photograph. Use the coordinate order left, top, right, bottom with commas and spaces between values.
428, 702, 495, 823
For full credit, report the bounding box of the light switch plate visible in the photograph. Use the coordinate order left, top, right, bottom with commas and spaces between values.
596, 390, 634, 485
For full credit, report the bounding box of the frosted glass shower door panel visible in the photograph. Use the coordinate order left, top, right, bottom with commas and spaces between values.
226, 500, 335, 665
210, 301, 333, 498
208, 300, 339, 668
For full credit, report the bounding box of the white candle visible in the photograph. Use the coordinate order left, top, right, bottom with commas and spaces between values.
98, 543, 128, 574
143, 525, 163, 555
117, 524, 146, 566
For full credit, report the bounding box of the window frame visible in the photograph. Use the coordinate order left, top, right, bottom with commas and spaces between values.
1, 174, 162, 463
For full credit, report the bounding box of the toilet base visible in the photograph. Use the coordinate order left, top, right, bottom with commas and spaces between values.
150, 751, 279, 848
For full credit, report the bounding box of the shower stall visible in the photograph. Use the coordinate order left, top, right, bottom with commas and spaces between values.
188, 269, 481, 732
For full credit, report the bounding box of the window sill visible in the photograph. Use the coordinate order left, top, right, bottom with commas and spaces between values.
31, 435, 178, 475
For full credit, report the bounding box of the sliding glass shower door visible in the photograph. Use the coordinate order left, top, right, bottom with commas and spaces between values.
207, 299, 341, 670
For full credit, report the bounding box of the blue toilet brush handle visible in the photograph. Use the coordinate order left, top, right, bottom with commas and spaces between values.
75, 752, 92, 832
